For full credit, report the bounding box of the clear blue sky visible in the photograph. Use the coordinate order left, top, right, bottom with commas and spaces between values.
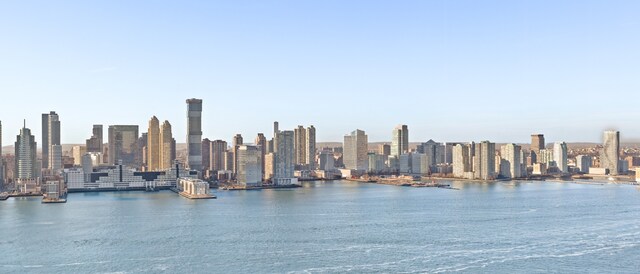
1, 0, 639, 146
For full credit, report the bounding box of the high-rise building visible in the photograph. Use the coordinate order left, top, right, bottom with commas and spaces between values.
71, 146, 87, 166
15, 122, 38, 180
343, 129, 368, 171
255, 133, 267, 179
531, 134, 545, 163
264, 153, 275, 180
137, 133, 148, 168
108, 125, 139, 166
160, 120, 175, 170
500, 144, 522, 178
391, 125, 409, 157
452, 143, 473, 178
318, 150, 336, 171
294, 125, 306, 166
232, 134, 243, 174
147, 116, 161, 171
601, 130, 620, 175
274, 130, 296, 185
236, 145, 262, 187
379, 144, 391, 156
576, 155, 592, 174
305, 126, 316, 170
211, 140, 227, 171
186, 98, 203, 172
202, 138, 211, 172
473, 141, 495, 180
553, 142, 568, 173
86, 125, 103, 154
42, 111, 61, 170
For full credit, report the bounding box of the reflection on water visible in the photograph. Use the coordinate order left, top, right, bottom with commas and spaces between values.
1, 180, 639, 273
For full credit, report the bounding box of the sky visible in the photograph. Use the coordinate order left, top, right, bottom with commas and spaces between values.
1, 0, 639, 146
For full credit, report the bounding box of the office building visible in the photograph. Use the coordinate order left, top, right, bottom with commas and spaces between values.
236, 145, 262, 187
160, 120, 175, 170
86, 125, 103, 153
531, 134, 545, 163
42, 111, 61, 170
600, 130, 620, 175
273, 130, 296, 185
553, 142, 568, 173
147, 116, 160, 171
576, 155, 592, 174
500, 144, 522, 178
50, 145, 63, 172
15, 122, 38, 193
538, 149, 555, 167
108, 125, 139, 166
186, 98, 203, 172
343, 129, 368, 171
391, 125, 409, 157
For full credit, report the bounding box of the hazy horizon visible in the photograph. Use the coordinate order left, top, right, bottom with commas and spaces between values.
1, 1, 639, 145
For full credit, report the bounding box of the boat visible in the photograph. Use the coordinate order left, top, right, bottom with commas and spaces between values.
0, 192, 9, 201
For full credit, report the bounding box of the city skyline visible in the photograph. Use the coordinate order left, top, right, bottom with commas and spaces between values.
1, 1, 639, 144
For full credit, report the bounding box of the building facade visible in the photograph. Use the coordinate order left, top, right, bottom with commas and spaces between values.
343, 129, 368, 171
186, 98, 203, 172
601, 130, 620, 175
391, 125, 409, 157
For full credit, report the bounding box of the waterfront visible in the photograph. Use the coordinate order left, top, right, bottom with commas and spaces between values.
1, 180, 640, 273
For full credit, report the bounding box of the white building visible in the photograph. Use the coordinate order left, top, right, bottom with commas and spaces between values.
553, 142, 568, 173
390, 125, 408, 157
343, 129, 368, 171
500, 143, 522, 178
274, 130, 297, 185
236, 145, 262, 187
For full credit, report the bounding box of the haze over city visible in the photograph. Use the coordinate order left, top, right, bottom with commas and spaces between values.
1, 0, 639, 144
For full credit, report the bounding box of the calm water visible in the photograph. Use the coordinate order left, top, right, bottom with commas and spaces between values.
1, 180, 640, 273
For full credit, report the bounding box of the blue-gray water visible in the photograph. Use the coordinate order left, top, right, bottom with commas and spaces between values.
1, 180, 640, 273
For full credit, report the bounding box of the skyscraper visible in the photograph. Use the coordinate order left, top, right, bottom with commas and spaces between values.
576, 155, 592, 174
42, 111, 61, 170
500, 143, 522, 178
255, 133, 267, 179
294, 125, 306, 166
531, 134, 545, 163
274, 130, 295, 185
391, 125, 409, 157
15, 121, 38, 180
343, 129, 368, 171
211, 140, 227, 171
160, 120, 175, 170
202, 138, 211, 172
236, 145, 262, 187
379, 144, 391, 156
601, 130, 620, 175
452, 143, 473, 178
553, 142, 568, 173
86, 125, 103, 153
232, 134, 243, 174
108, 125, 139, 166
305, 126, 316, 170
147, 116, 161, 171
473, 141, 495, 180
186, 98, 203, 172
